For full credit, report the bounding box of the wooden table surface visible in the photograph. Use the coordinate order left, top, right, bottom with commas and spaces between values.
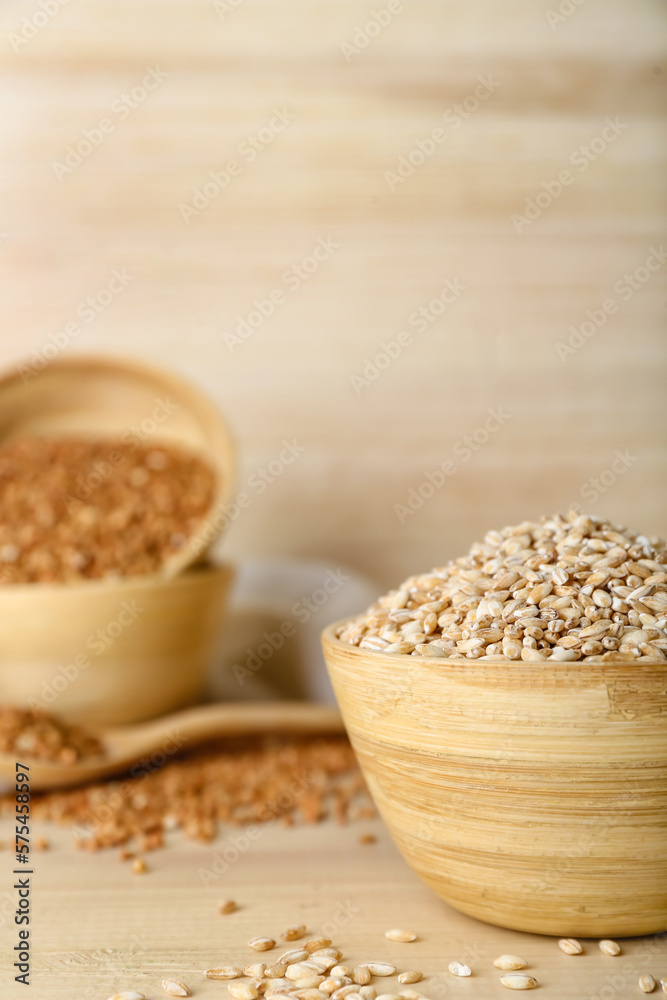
1, 814, 665, 998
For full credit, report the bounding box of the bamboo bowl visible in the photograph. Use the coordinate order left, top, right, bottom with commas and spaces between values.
0, 563, 234, 726
322, 621, 667, 937
0, 354, 235, 577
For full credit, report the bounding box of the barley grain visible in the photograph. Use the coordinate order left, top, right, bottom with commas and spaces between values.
229, 983, 260, 1000
598, 940, 621, 956
493, 956, 528, 971
397, 973, 422, 984
245, 964, 267, 978
292, 976, 325, 989
162, 982, 190, 998
220, 900, 238, 915
558, 938, 583, 955
499, 974, 539, 990
281, 951, 310, 965
322, 980, 346, 994
353, 968, 372, 985
639, 974, 656, 993
362, 964, 396, 977
331, 987, 360, 1000
266, 965, 288, 978
307, 957, 337, 974
336, 513, 667, 663
250, 938, 276, 953
282, 926, 307, 942
305, 939, 332, 954
385, 929, 417, 943
206, 968, 243, 980
286, 964, 322, 982
447, 962, 471, 977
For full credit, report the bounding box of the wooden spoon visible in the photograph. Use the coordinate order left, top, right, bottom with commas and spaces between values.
2, 702, 344, 791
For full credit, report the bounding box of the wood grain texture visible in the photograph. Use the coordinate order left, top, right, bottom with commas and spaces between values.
322, 624, 667, 937
0, 0, 664, 588
1, 817, 667, 999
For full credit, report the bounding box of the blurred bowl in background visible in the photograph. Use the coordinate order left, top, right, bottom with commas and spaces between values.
209, 560, 380, 704
0, 354, 236, 577
0, 563, 234, 726
322, 621, 667, 937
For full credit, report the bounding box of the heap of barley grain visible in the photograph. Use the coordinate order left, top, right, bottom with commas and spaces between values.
336, 511, 667, 663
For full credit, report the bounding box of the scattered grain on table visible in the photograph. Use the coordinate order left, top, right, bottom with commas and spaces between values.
558, 938, 583, 955
0, 734, 373, 854
598, 939, 621, 956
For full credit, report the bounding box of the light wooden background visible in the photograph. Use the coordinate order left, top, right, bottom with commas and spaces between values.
0, 0, 665, 587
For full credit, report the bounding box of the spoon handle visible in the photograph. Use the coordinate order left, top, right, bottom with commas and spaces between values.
106, 701, 345, 755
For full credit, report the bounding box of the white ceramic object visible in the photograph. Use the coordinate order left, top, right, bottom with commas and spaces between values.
208, 559, 379, 703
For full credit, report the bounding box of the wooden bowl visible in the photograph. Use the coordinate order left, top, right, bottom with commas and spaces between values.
0, 563, 234, 726
322, 621, 667, 937
0, 354, 235, 577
